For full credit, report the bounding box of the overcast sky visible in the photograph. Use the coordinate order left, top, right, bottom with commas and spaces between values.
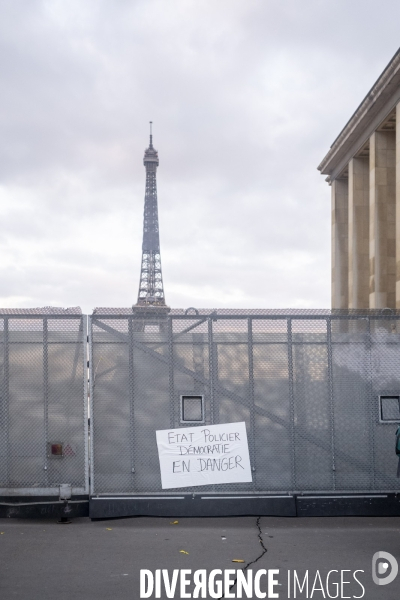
1, 0, 400, 313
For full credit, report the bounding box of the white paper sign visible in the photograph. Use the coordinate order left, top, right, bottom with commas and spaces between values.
156, 421, 252, 489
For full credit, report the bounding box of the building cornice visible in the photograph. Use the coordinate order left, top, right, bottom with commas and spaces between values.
318, 48, 400, 180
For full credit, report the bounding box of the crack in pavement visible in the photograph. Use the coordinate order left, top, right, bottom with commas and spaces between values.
218, 516, 268, 599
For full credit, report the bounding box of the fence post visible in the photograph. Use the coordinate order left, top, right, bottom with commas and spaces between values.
3, 317, 9, 485
326, 317, 336, 490
128, 317, 135, 477
82, 315, 89, 494
208, 317, 215, 424
367, 317, 376, 489
168, 315, 175, 428
287, 318, 296, 491
43, 317, 49, 485
247, 318, 256, 487
88, 316, 95, 495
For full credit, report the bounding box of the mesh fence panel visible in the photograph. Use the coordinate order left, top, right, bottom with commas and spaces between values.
253, 319, 292, 491
370, 318, 400, 490
90, 312, 400, 495
0, 314, 87, 492
292, 320, 331, 490
331, 318, 371, 490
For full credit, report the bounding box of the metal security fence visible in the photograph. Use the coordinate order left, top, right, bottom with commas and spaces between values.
89, 310, 400, 496
0, 310, 88, 496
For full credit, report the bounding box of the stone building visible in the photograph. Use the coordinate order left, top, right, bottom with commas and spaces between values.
319, 48, 400, 310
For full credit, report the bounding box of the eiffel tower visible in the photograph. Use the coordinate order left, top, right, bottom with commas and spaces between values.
133, 123, 170, 326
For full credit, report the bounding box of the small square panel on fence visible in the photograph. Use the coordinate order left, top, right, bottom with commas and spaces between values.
47, 442, 64, 458
379, 396, 400, 423
180, 395, 204, 423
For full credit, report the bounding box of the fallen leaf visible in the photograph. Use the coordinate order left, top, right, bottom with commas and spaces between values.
232, 559, 245, 563
170, 521, 179, 525
106, 528, 112, 531
0, 532, 4, 535
180, 550, 189, 555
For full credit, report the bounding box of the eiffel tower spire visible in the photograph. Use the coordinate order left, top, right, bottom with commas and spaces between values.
134, 123, 168, 310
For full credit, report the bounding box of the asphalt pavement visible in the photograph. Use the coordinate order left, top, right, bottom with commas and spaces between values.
1, 515, 400, 599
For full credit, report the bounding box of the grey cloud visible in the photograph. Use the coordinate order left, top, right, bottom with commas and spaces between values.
0, 0, 399, 312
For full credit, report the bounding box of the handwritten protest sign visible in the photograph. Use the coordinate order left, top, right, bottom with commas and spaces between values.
156, 422, 252, 489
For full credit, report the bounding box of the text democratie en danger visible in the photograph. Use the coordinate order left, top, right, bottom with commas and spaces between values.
156, 422, 252, 489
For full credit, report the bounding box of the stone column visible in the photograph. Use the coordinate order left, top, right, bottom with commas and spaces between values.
369, 131, 396, 308
331, 178, 348, 309
396, 103, 400, 307
348, 157, 369, 308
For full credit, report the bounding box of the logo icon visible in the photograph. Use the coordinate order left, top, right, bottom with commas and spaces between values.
372, 551, 398, 585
